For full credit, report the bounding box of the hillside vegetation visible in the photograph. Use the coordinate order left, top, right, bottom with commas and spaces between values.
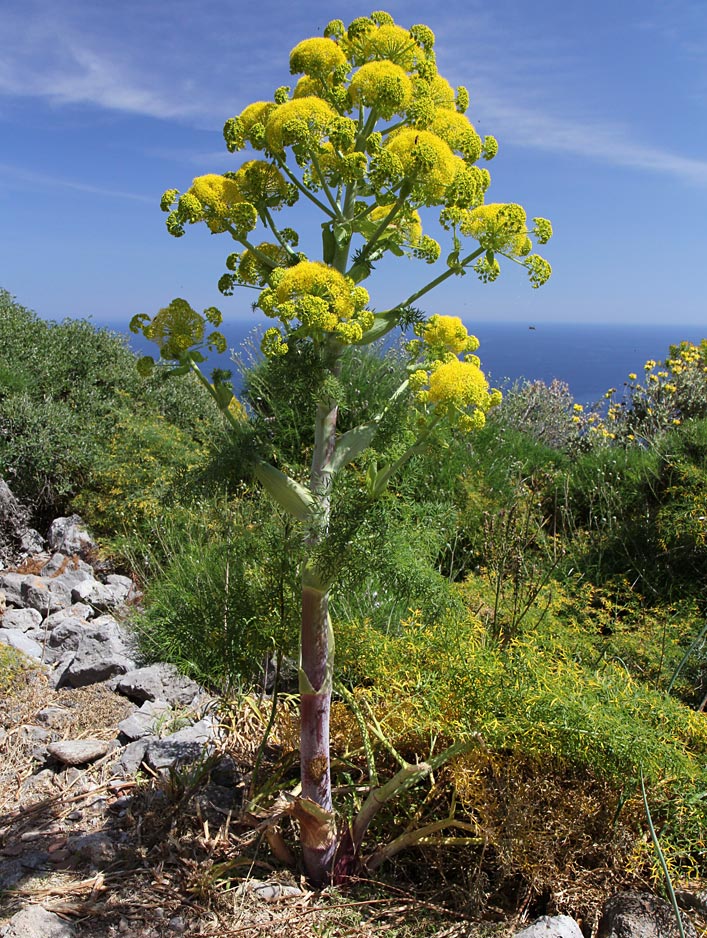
1, 289, 706, 918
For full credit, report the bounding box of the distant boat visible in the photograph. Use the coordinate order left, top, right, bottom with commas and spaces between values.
529, 325, 536, 330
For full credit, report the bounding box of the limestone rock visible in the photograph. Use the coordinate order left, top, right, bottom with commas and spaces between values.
112, 737, 153, 776
116, 662, 202, 707
2, 905, 76, 938
65, 831, 118, 867
20, 575, 72, 614
54, 618, 136, 688
0, 572, 26, 607
1, 607, 42, 632
43, 603, 93, 630
47, 738, 111, 765
46, 515, 97, 560
117, 699, 171, 741
0, 628, 43, 660
0, 478, 45, 568
40, 552, 94, 578
144, 718, 216, 772
514, 915, 583, 938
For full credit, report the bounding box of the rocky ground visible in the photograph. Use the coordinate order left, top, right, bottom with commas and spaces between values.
0, 486, 704, 937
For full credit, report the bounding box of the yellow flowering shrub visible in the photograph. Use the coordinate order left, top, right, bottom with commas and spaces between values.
585, 339, 707, 445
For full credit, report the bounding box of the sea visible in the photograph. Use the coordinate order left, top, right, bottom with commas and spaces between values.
103, 318, 707, 408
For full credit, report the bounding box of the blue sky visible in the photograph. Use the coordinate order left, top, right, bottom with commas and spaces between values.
1, 0, 706, 328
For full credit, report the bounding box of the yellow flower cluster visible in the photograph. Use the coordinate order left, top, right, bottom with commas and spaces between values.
144, 298, 205, 357
421, 314, 479, 355
385, 128, 458, 203
427, 358, 495, 430
430, 110, 482, 163
130, 299, 225, 363
349, 60, 413, 118
191, 174, 242, 213
223, 101, 277, 151
264, 97, 339, 153
410, 314, 500, 432
289, 37, 347, 78
162, 172, 266, 238
257, 261, 374, 351
349, 22, 419, 70
229, 160, 293, 208
463, 203, 531, 256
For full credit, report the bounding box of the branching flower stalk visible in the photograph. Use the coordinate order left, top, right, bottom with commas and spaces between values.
130, 10, 552, 885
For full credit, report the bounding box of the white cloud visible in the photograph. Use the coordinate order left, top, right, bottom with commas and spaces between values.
476, 96, 707, 187
2, 0, 706, 190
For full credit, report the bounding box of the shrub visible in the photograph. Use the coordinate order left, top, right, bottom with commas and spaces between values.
129, 495, 301, 689
492, 377, 582, 451
0, 289, 226, 528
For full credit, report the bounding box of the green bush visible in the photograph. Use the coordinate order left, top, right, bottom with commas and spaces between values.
0, 289, 225, 528
129, 496, 301, 689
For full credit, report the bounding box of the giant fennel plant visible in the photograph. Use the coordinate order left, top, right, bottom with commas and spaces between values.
131, 11, 552, 884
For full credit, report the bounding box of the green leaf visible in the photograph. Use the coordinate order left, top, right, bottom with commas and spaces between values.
348, 263, 371, 284
355, 313, 397, 345
254, 461, 316, 522
353, 219, 378, 239
333, 221, 351, 247
330, 423, 378, 474
212, 379, 235, 412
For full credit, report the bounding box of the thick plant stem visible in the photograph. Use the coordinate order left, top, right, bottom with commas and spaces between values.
299, 363, 340, 884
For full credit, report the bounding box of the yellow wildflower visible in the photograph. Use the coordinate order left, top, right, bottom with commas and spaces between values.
422, 314, 478, 354
262, 261, 372, 344
430, 110, 482, 162
230, 160, 291, 207
360, 24, 417, 69
293, 76, 328, 99
190, 174, 242, 213
428, 358, 489, 409
427, 74, 456, 109
264, 97, 338, 153
349, 61, 413, 118
462, 203, 529, 256
145, 298, 204, 358
384, 128, 457, 203
289, 37, 347, 78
